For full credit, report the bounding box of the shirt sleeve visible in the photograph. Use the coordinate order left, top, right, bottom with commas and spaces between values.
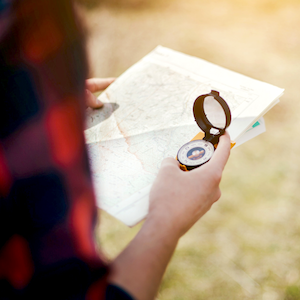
105, 284, 135, 300
0, 1, 132, 299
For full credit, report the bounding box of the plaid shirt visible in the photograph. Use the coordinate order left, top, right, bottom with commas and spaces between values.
0, 0, 133, 299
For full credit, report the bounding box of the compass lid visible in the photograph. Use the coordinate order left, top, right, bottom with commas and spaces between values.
193, 90, 231, 144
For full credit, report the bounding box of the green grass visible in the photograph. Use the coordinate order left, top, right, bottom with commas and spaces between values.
78, 0, 300, 298
285, 286, 300, 300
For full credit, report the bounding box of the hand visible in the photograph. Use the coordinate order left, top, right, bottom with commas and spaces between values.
85, 77, 115, 108
109, 135, 230, 300
147, 132, 231, 239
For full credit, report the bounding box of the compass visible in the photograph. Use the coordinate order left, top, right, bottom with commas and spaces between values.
177, 90, 231, 170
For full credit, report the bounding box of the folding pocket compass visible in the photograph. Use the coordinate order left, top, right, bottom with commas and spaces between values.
177, 90, 232, 171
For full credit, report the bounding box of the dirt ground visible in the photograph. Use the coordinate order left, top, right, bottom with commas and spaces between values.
77, 0, 300, 299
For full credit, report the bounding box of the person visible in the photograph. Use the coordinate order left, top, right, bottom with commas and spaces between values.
0, 0, 231, 299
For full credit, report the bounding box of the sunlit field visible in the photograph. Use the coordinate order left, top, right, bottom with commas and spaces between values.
77, 0, 300, 299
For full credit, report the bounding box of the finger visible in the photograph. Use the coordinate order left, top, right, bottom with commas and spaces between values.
208, 131, 231, 170
212, 188, 221, 203
85, 78, 115, 93
160, 157, 180, 169
85, 89, 103, 108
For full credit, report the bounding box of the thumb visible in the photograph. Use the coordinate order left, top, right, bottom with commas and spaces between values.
85, 78, 115, 93
208, 131, 231, 171
85, 89, 103, 109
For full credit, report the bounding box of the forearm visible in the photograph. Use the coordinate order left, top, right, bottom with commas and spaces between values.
108, 218, 179, 300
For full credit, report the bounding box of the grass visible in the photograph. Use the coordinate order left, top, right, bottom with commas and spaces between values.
78, 0, 300, 298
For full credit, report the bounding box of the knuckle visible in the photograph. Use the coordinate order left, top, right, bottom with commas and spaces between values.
214, 171, 222, 183
212, 189, 221, 203
207, 168, 222, 184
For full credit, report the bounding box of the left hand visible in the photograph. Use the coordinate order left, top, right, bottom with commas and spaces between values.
85, 77, 115, 108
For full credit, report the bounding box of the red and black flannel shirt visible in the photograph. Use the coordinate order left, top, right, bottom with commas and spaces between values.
0, 0, 133, 299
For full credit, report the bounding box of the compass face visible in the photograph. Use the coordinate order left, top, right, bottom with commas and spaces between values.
177, 140, 214, 168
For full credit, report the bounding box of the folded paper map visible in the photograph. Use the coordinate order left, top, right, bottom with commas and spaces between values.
85, 46, 284, 226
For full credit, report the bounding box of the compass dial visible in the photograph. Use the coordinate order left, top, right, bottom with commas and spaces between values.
177, 140, 214, 169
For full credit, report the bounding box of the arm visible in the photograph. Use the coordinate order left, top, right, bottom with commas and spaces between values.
108, 132, 231, 300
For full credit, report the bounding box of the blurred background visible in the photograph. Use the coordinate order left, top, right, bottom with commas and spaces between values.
76, 0, 300, 299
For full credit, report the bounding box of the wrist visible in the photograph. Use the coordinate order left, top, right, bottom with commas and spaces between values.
143, 211, 182, 245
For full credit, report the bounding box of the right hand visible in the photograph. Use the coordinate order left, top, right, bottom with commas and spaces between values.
147, 132, 231, 239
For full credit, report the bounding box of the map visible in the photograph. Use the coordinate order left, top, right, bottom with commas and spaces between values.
84, 46, 284, 226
